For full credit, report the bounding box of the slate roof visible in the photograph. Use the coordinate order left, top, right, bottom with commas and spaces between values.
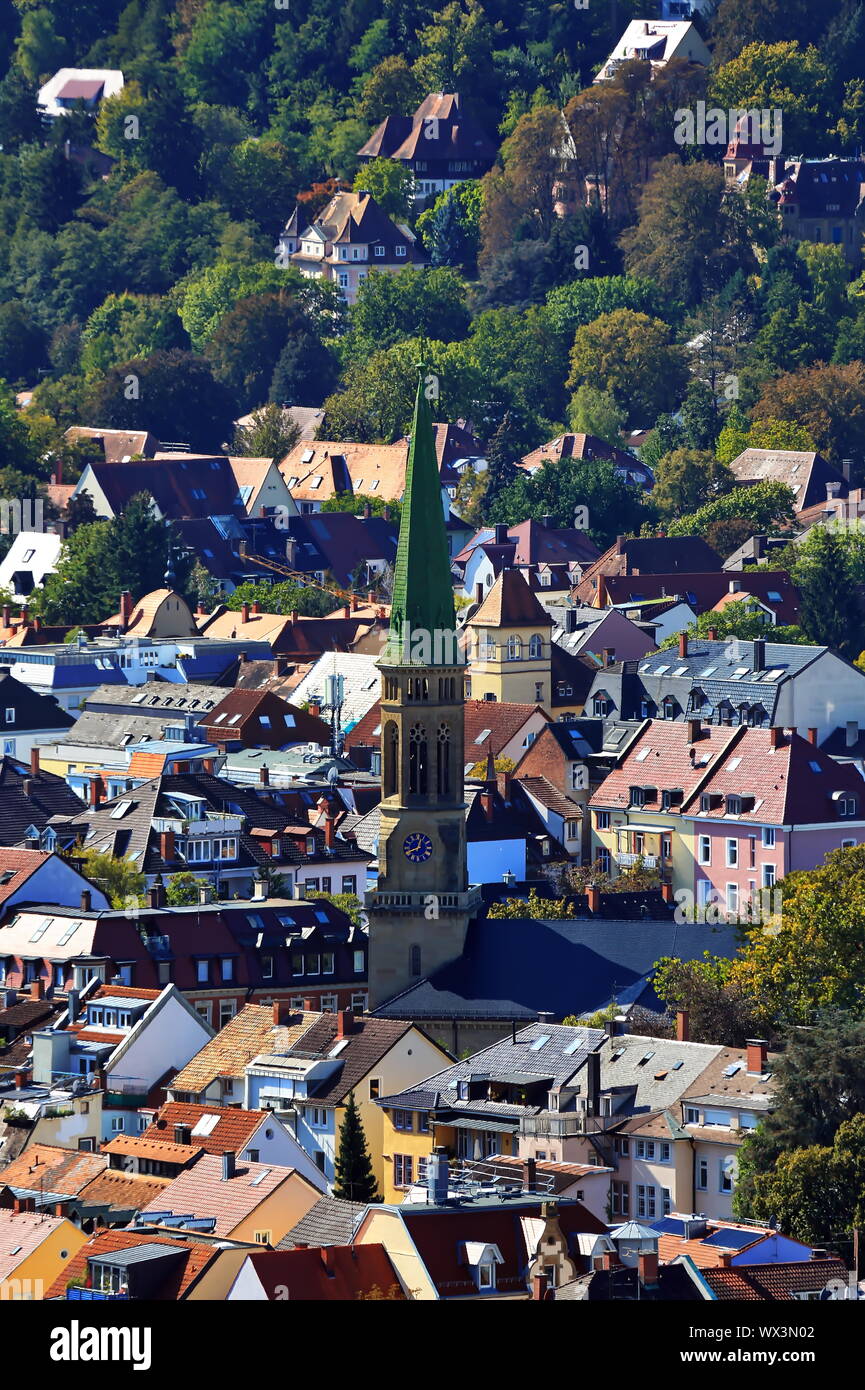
0, 758, 85, 845
454, 520, 599, 572
373, 916, 741, 1021
0, 669, 74, 733
256, 1015, 416, 1108
558, 1263, 703, 1300
81, 456, 249, 521
279, 1196, 365, 1249
597, 1033, 723, 1114
359, 92, 496, 166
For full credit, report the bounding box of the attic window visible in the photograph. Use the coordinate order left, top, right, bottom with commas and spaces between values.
530, 1035, 551, 1051
637, 1051, 655, 1066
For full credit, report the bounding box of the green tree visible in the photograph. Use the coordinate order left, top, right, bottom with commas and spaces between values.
567, 309, 687, 424
710, 41, 831, 154
653, 953, 772, 1046
165, 872, 202, 907
652, 449, 734, 519
80, 294, 187, 378
546, 276, 674, 341
224, 581, 333, 617
350, 267, 470, 354
753, 362, 865, 478
716, 415, 815, 466
356, 55, 422, 125
352, 159, 414, 220
567, 385, 626, 446
620, 158, 755, 307
77, 849, 145, 909
662, 480, 796, 539
489, 455, 647, 549
790, 526, 865, 655
83, 350, 236, 453
0, 302, 47, 384
321, 493, 401, 525
488, 889, 574, 920
415, 181, 483, 270
332, 1090, 379, 1202
232, 404, 301, 462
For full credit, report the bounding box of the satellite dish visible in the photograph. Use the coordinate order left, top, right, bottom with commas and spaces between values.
327, 764, 339, 786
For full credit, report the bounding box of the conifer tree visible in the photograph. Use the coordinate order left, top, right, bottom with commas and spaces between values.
333, 1091, 379, 1203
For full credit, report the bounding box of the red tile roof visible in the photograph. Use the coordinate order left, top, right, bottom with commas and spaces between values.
235, 1244, 404, 1299
701, 1259, 849, 1300
139, 1152, 315, 1237
590, 721, 742, 811
143, 1103, 265, 1156
0, 849, 51, 904
43, 1229, 216, 1300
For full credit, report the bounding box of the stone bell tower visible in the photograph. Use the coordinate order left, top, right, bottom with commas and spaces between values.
366, 370, 479, 1008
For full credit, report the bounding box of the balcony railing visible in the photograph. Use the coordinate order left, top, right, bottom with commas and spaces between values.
615, 853, 657, 868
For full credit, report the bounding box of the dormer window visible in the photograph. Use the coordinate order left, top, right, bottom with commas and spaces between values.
462, 1242, 503, 1292
630, 786, 646, 808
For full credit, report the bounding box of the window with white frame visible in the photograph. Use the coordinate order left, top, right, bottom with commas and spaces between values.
393, 1153, 414, 1186
697, 1158, 708, 1189
698, 836, 711, 865
762, 863, 776, 888
720, 1155, 735, 1193
762, 827, 775, 847
635, 1184, 656, 1218
685, 1106, 700, 1125
596, 811, 610, 830
726, 838, 738, 867
726, 883, 738, 913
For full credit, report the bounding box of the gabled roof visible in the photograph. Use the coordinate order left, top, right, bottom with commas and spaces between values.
279, 1196, 366, 1249
234, 1244, 404, 1299
589, 720, 743, 812
0, 1143, 107, 1198
0, 848, 53, 905
142, 1102, 267, 1156
255, 1014, 416, 1108
358, 92, 495, 166
138, 1152, 313, 1236
727, 449, 848, 512
170, 1005, 322, 1094
701, 1259, 849, 1301
0, 1210, 73, 1280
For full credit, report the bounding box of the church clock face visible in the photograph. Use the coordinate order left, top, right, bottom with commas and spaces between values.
403, 831, 433, 864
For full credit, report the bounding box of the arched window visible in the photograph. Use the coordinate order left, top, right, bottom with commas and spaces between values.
507, 636, 522, 661
384, 721, 398, 797
408, 723, 428, 794
409, 945, 422, 977
437, 723, 451, 797
529, 634, 543, 659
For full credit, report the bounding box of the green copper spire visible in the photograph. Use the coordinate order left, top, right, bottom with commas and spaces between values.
382, 367, 459, 667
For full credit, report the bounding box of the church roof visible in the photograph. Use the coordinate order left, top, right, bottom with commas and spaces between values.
383, 371, 457, 666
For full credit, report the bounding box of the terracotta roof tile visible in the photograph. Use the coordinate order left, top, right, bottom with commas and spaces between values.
0, 1210, 70, 1280
237, 1244, 404, 1299
139, 1152, 313, 1237
170, 1005, 322, 1095
143, 1103, 265, 1155
43, 1229, 216, 1300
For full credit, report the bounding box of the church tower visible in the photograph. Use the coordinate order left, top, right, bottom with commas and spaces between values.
366, 370, 479, 1008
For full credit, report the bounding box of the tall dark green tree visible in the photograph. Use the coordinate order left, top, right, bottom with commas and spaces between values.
332, 1090, 379, 1203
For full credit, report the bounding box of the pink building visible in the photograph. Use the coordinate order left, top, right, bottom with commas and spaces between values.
683, 726, 865, 915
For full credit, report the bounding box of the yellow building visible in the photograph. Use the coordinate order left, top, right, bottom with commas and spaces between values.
466, 570, 553, 707
0, 1210, 86, 1299
377, 1104, 523, 1203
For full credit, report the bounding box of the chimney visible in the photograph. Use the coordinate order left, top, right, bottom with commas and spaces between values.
336, 1008, 353, 1039
351, 595, 359, 612
1, 605, 9, 627
496, 769, 512, 802
80, 889, 91, 912
706, 626, 718, 641
19, 605, 28, 626
531, 1271, 549, 1301
308, 701, 321, 718
494, 523, 508, 544
565, 609, 577, 634
221, 1151, 236, 1180
241, 602, 250, 623
678, 631, 688, 658
363, 501, 371, 519
30, 746, 39, 777
746, 1039, 768, 1075
752, 638, 765, 672
324, 811, 336, 851
66, 989, 79, 1023
89, 776, 101, 809
480, 789, 494, 823
119, 590, 133, 631
146, 877, 166, 909
33, 616, 41, 633
847, 721, 858, 749
302, 994, 316, 1011
687, 718, 702, 743
638, 1250, 659, 1287
475, 582, 484, 606
522, 1156, 537, 1192
29, 979, 44, 1001
342, 604, 350, 619
383, 505, 391, 522
842, 459, 852, 482
586, 1050, 601, 1115
159, 828, 175, 863
294, 881, 305, 901
290, 610, 299, 624
259, 764, 270, 786
252, 877, 267, 900
769, 727, 783, 749
174, 1123, 192, 1145
198, 883, 212, 905
196, 600, 206, 616
14, 1069, 30, 1090
676, 1008, 690, 1042
603, 647, 615, 667
426, 1146, 449, 1205
586, 883, 600, 913
660, 881, 674, 903
807, 727, 818, 745
598, 1251, 621, 1271
203, 758, 215, 774
541, 513, 553, 529
252, 600, 261, 615
22, 777, 33, 800
273, 1000, 295, 1026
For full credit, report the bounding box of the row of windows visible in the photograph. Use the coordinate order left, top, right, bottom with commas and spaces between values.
390, 1108, 431, 1134
384, 676, 458, 702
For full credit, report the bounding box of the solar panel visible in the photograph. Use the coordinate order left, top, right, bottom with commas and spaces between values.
652, 1217, 688, 1236
702, 1227, 761, 1250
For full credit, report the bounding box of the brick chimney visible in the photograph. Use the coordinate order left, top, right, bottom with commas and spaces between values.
603, 647, 615, 667
89, 776, 101, 809
586, 883, 600, 913
676, 1008, 690, 1042
159, 828, 175, 863
480, 789, 494, 823
660, 881, 674, 903
302, 995, 316, 1011
351, 595, 359, 612
30, 746, 40, 777
308, 701, 321, 718
496, 769, 512, 802
638, 1250, 659, 1286
342, 604, 350, 619
769, 727, 783, 749
252, 600, 261, 615
706, 626, 718, 640
30, 979, 44, 1002
324, 809, 336, 850
119, 590, 133, 631
203, 758, 214, 774
241, 602, 250, 623
259, 765, 270, 786
807, 728, 818, 745
19, 605, 28, 626
273, 1000, 296, 1026
746, 1038, 768, 1075
147, 877, 166, 909
687, 718, 702, 743
531, 1271, 549, 1301
678, 631, 688, 658
336, 1008, 353, 1039
522, 1156, 537, 1191
80, 889, 91, 912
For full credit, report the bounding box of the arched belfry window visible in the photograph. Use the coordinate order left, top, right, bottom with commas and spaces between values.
437, 722, 451, 797
384, 720, 399, 797
408, 722, 428, 794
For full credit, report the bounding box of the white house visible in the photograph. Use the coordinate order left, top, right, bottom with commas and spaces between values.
37, 68, 124, 118
0, 532, 61, 601
595, 20, 710, 82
